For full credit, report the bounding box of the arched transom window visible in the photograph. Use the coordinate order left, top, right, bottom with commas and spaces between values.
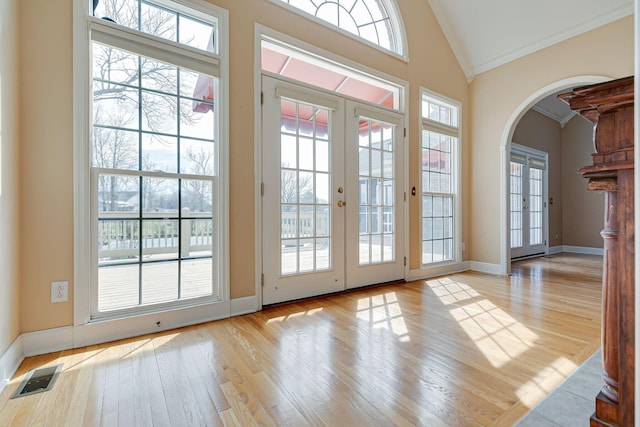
274, 0, 405, 57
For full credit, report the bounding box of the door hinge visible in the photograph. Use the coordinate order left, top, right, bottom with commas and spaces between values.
404, 128, 407, 138
261, 92, 264, 105
404, 192, 407, 202
261, 273, 265, 287
261, 182, 265, 196
404, 256, 407, 266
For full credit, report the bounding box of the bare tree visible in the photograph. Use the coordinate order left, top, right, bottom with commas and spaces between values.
281, 164, 313, 211
182, 145, 213, 212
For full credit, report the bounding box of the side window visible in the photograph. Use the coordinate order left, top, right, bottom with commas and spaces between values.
420, 91, 460, 265
88, 0, 225, 318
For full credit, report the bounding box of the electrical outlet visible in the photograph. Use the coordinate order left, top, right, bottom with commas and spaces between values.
51, 281, 68, 303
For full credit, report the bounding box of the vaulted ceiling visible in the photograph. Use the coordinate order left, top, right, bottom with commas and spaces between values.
427, 0, 634, 82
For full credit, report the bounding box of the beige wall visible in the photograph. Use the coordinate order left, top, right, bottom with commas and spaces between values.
561, 116, 605, 248
20, 0, 75, 332
18, 0, 470, 332
0, 0, 21, 355
512, 110, 563, 249
469, 16, 633, 265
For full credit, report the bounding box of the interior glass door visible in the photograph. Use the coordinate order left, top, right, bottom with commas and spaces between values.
510, 148, 547, 259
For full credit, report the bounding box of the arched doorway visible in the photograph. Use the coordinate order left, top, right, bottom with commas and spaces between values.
499, 76, 611, 274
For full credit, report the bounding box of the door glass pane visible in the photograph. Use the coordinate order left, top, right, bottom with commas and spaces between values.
358, 118, 395, 265
279, 99, 332, 275
510, 161, 523, 249
529, 167, 543, 246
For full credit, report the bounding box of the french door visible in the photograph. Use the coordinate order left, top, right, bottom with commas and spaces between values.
262, 77, 404, 305
510, 145, 547, 259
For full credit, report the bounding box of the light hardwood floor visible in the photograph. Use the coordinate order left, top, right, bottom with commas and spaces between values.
0, 253, 602, 426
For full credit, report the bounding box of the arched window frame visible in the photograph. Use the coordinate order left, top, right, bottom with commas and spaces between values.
267, 0, 408, 61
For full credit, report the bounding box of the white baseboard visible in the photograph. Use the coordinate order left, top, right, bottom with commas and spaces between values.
406, 262, 470, 281
74, 301, 231, 349
21, 297, 258, 356
231, 295, 258, 316
469, 261, 506, 276
22, 326, 74, 357
561, 245, 604, 256
0, 335, 24, 395
548, 246, 563, 254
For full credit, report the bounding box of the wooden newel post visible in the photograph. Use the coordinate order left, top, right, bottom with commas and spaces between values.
558, 76, 634, 427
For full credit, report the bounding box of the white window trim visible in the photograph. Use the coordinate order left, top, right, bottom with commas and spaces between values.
73, 0, 230, 345
265, 0, 409, 62
417, 87, 462, 271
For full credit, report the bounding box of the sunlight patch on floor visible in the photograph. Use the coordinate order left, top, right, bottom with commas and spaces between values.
357, 292, 410, 342
266, 307, 324, 323
515, 356, 578, 408
429, 278, 538, 368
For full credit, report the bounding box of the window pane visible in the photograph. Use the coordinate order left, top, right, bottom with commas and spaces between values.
182, 179, 213, 213
142, 177, 178, 215
92, 128, 138, 170
141, 134, 177, 173
181, 139, 214, 175
98, 175, 139, 213
142, 219, 178, 260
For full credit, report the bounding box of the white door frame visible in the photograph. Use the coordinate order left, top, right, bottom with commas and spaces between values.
509, 143, 548, 259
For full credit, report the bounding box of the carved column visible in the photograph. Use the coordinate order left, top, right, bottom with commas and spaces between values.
558, 76, 634, 427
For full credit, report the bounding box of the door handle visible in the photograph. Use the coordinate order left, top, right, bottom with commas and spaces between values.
337, 200, 346, 207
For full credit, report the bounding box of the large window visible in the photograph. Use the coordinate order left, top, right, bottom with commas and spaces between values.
88, 0, 225, 318
421, 91, 460, 266
271, 0, 406, 57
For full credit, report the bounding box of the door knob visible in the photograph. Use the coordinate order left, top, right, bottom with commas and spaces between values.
337, 200, 346, 207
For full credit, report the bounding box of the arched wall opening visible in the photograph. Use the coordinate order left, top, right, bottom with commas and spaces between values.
499, 75, 612, 274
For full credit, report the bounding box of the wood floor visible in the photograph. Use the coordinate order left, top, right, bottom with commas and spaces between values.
0, 253, 602, 426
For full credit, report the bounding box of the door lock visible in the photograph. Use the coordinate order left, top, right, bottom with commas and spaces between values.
337, 186, 344, 194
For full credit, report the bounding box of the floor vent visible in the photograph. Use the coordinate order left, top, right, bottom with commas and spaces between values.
11, 364, 63, 399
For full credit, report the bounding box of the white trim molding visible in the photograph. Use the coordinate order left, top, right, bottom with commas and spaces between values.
561, 245, 604, 256
230, 296, 258, 317
17, 296, 259, 359
22, 327, 74, 358
469, 261, 506, 276
548, 245, 563, 255
406, 262, 469, 282
0, 336, 24, 394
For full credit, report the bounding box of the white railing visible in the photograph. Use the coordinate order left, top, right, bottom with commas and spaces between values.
98, 209, 213, 261
281, 210, 329, 239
